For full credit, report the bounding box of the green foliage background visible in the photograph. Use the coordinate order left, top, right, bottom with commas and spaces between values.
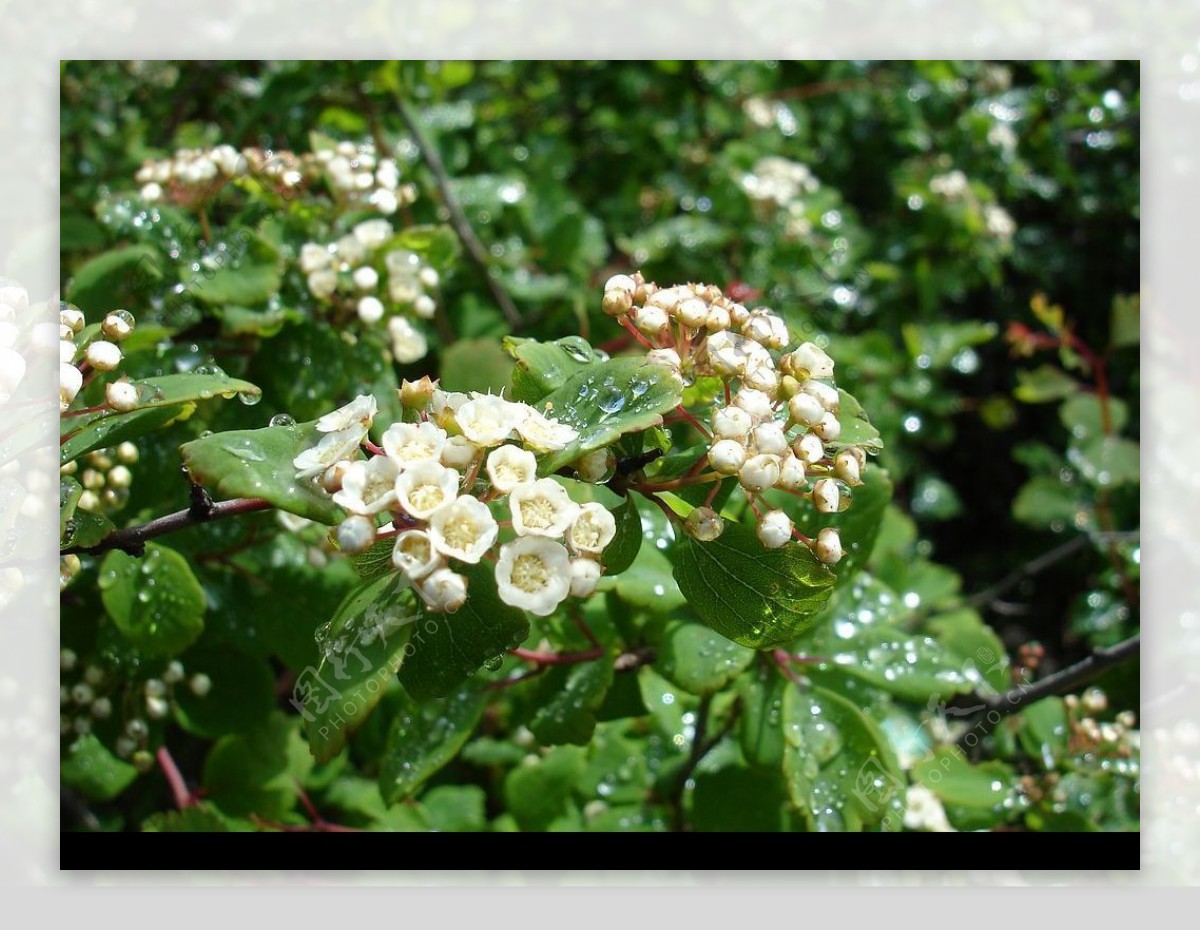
60, 61, 1139, 833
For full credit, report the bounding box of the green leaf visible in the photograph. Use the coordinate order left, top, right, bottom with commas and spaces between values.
142, 803, 236, 832
616, 215, 731, 262
786, 462, 892, 586
204, 713, 311, 819
398, 561, 529, 701
1060, 394, 1129, 441
504, 335, 601, 404
690, 766, 789, 832
60, 371, 260, 464
601, 493, 642, 575
390, 224, 460, 270
440, 337, 514, 395
301, 572, 417, 763
737, 665, 787, 768
422, 785, 488, 832
180, 419, 343, 524
1014, 365, 1078, 403
379, 685, 488, 804
912, 748, 1018, 813
183, 233, 283, 306
61, 734, 138, 802
600, 543, 685, 613
349, 538, 397, 582
1012, 476, 1088, 529
534, 357, 682, 474
924, 608, 1010, 694
1017, 697, 1069, 767
673, 520, 835, 650
782, 683, 905, 831
800, 573, 984, 702
834, 389, 884, 453
100, 543, 205, 657
60, 478, 83, 541
1110, 293, 1139, 349
902, 320, 997, 369
503, 745, 587, 831
67, 244, 163, 315
1069, 435, 1140, 488
657, 620, 754, 695
173, 646, 277, 738
63, 509, 116, 550
529, 658, 615, 745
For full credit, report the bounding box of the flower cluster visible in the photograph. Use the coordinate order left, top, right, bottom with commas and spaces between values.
929, 169, 1016, 243
602, 272, 866, 565
134, 138, 416, 217
295, 390, 619, 616
59, 303, 139, 414
60, 442, 139, 517
299, 218, 439, 363
738, 156, 821, 239
60, 648, 210, 771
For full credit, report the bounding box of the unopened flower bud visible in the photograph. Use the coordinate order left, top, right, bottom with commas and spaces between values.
750, 422, 788, 457
801, 379, 840, 412
743, 365, 780, 394
569, 558, 602, 598
813, 527, 843, 564
399, 376, 437, 410
782, 342, 835, 380
574, 448, 612, 484
633, 305, 669, 335
189, 674, 212, 698
357, 295, 385, 324
602, 288, 633, 317
102, 310, 135, 341
794, 433, 825, 464
712, 405, 752, 441
320, 460, 353, 493
788, 391, 824, 427
676, 298, 709, 329
739, 453, 781, 491
705, 305, 732, 331
734, 388, 775, 423
1081, 687, 1108, 715
145, 695, 170, 719
646, 348, 682, 371
684, 506, 725, 542
757, 509, 794, 549
163, 661, 185, 684
812, 478, 840, 513
60, 305, 85, 333
834, 450, 863, 486
418, 567, 468, 613
440, 435, 479, 470
708, 439, 746, 475
105, 380, 139, 412
812, 411, 841, 442
85, 340, 122, 372
604, 274, 636, 295
336, 515, 377, 554
777, 453, 807, 490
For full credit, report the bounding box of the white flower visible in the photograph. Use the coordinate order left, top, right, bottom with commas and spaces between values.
441, 435, 480, 470
392, 529, 442, 580
788, 391, 825, 428
381, 420, 447, 468
85, 340, 122, 372
812, 478, 840, 513
60, 363, 83, 410
428, 495, 499, 564
300, 243, 331, 274
456, 395, 525, 447
834, 450, 863, 486
486, 445, 538, 493
708, 439, 746, 475
739, 453, 781, 492
316, 395, 377, 433
140, 182, 163, 201
417, 568, 468, 613
353, 219, 393, 250
352, 266, 379, 290
734, 387, 776, 423
105, 380, 139, 412
516, 407, 578, 452
604, 274, 636, 294
903, 785, 953, 832
776, 453, 807, 490
757, 510, 794, 549
567, 503, 617, 556
395, 460, 461, 520
793, 433, 825, 464
509, 478, 579, 538
307, 269, 338, 299
812, 411, 842, 442
712, 405, 752, 441
387, 316, 428, 363
357, 295, 385, 324
336, 234, 367, 266
371, 188, 399, 215
333, 455, 401, 515
569, 559, 602, 598
494, 537, 572, 616
984, 204, 1016, 240
376, 158, 400, 189
784, 342, 835, 380
750, 422, 788, 456
336, 515, 378, 553
295, 431, 363, 479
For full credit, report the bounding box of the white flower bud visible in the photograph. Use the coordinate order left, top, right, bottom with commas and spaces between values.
440, 435, 479, 470
413, 294, 437, 319
392, 530, 441, 580
707, 438, 746, 475
146, 695, 170, 719
788, 391, 824, 427
189, 674, 212, 698
60, 363, 83, 409
336, 515, 378, 554
676, 298, 709, 329
734, 387, 775, 423
574, 448, 611, 483
117, 442, 139, 463
633, 305, 669, 336
107, 465, 133, 489
144, 678, 167, 698
353, 219, 394, 249
163, 661, 185, 684
85, 340, 122, 372
646, 348, 682, 371
784, 342, 835, 380
834, 450, 863, 486
801, 379, 840, 412
705, 305, 732, 331
776, 453, 807, 490
812, 478, 840, 513
812, 411, 842, 442
602, 288, 633, 317
105, 380, 139, 412
417, 568, 469, 613
739, 453, 781, 492
757, 509, 794, 549
102, 311, 135, 341
140, 182, 163, 201
419, 267, 440, 289
794, 433, 825, 464
750, 422, 788, 456
604, 274, 637, 295
71, 683, 94, 705
307, 268, 338, 299
90, 697, 112, 719
357, 295, 385, 324
352, 266, 379, 290
300, 243, 331, 274
684, 506, 725, 542
712, 405, 752, 441
813, 527, 844, 565
743, 365, 780, 395
569, 558, 602, 598
320, 460, 353, 493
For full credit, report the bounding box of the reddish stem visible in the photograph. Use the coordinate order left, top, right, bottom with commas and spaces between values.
509, 646, 605, 666
157, 746, 195, 810
672, 405, 712, 440
363, 439, 385, 456
61, 403, 110, 419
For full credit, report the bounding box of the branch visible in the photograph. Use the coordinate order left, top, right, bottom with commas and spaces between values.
62, 493, 273, 557
957, 634, 1141, 745
964, 534, 1090, 609
394, 96, 523, 330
